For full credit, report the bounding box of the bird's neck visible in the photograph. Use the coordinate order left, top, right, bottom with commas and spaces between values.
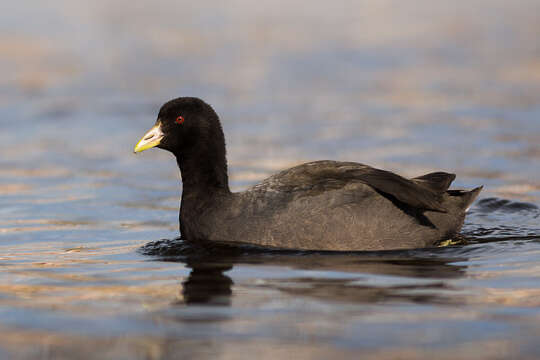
175, 148, 230, 195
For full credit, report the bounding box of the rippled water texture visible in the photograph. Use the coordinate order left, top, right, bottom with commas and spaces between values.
1, 1, 540, 359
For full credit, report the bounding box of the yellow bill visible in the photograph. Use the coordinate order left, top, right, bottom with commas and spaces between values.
134, 123, 164, 153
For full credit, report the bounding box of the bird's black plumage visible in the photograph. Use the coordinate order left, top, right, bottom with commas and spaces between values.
135, 97, 482, 251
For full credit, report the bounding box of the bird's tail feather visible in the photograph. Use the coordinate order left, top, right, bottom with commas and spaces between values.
447, 186, 483, 211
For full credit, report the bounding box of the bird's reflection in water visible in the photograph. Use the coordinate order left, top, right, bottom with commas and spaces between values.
145, 239, 469, 307
181, 260, 233, 305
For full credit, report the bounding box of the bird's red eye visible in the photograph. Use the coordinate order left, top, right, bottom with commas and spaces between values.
175, 116, 185, 124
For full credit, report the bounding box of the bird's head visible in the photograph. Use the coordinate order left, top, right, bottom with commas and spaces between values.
134, 97, 222, 155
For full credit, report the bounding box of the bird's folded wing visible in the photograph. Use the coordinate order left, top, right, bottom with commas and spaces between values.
263, 161, 453, 213
348, 167, 449, 212
412, 172, 456, 193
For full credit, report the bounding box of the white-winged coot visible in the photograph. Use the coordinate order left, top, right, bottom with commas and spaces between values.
134, 97, 482, 251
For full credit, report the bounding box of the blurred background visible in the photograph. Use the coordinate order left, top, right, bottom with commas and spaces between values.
1, 1, 540, 359
3, 0, 540, 194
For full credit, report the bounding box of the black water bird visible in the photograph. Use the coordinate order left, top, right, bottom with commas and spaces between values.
134, 97, 482, 251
